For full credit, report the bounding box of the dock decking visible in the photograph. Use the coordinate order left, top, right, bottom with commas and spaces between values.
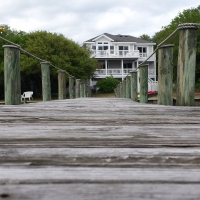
1, 98, 200, 199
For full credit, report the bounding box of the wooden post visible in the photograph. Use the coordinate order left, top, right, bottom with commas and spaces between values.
88, 86, 91, 97
130, 71, 138, 102
85, 86, 89, 97
58, 70, 66, 100
140, 64, 148, 103
176, 23, 199, 106
122, 80, 126, 98
126, 76, 131, 99
114, 88, 117, 98
41, 61, 51, 101
117, 84, 120, 98
3, 45, 21, 105
75, 79, 80, 98
80, 82, 84, 98
120, 82, 123, 98
69, 76, 75, 99
158, 45, 174, 105
83, 83, 86, 98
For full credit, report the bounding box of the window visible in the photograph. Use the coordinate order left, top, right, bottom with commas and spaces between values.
119, 46, 129, 50
137, 47, 147, 57
98, 46, 108, 50
119, 46, 129, 55
123, 63, 132, 68
110, 46, 114, 54
92, 46, 96, 50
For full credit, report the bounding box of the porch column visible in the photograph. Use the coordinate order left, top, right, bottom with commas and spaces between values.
105, 60, 108, 76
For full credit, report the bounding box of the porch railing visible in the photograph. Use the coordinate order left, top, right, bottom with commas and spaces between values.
91, 50, 140, 58
95, 68, 156, 76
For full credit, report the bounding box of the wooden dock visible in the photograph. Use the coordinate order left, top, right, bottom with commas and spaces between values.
1, 98, 200, 199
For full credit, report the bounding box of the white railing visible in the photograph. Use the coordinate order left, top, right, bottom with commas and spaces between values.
148, 78, 158, 91
139, 53, 148, 57
148, 69, 156, 75
95, 69, 155, 76
91, 50, 140, 58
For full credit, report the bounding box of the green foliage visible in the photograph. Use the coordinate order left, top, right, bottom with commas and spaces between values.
0, 27, 98, 97
139, 34, 153, 42
151, 5, 200, 83
96, 76, 120, 93
20, 31, 98, 80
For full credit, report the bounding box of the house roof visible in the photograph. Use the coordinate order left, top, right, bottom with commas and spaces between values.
85, 33, 154, 43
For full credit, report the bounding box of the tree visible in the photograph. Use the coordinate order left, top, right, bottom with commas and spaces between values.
0, 28, 98, 97
151, 6, 200, 85
139, 34, 152, 42
96, 76, 120, 93
19, 31, 98, 96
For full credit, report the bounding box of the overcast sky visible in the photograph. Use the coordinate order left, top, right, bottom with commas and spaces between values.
0, 0, 199, 44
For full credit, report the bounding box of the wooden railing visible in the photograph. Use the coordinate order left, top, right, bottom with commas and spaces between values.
1, 39, 92, 105
114, 23, 200, 106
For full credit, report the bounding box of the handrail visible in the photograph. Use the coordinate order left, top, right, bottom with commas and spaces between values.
123, 23, 200, 80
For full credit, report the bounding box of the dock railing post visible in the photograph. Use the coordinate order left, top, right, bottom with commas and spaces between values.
58, 70, 66, 100
139, 64, 148, 103
69, 76, 75, 99
41, 61, 51, 101
80, 82, 84, 98
75, 79, 80, 98
83, 83, 86, 98
85, 86, 89, 97
119, 82, 123, 98
126, 76, 130, 99
3, 45, 21, 105
116, 84, 120, 98
176, 23, 199, 106
130, 71, 138, 102
123, 80, 126, 98
158, 45, 174, 106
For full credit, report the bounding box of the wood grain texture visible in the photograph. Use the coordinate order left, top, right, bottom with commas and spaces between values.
0, 98, 200, 199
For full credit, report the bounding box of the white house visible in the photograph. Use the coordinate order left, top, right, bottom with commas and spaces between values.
84, 33, 157, 90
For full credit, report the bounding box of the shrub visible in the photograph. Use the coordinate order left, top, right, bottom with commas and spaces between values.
95, 76, 120, 93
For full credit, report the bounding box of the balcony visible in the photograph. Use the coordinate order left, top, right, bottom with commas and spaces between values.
94, 69, 156, 76
91, 50, 140, 58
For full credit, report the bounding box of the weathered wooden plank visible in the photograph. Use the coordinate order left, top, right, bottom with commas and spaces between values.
0, 98, 200, 199
1, 147, 200, 167
1, 183, 200, 200
1, 167, 200, 184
